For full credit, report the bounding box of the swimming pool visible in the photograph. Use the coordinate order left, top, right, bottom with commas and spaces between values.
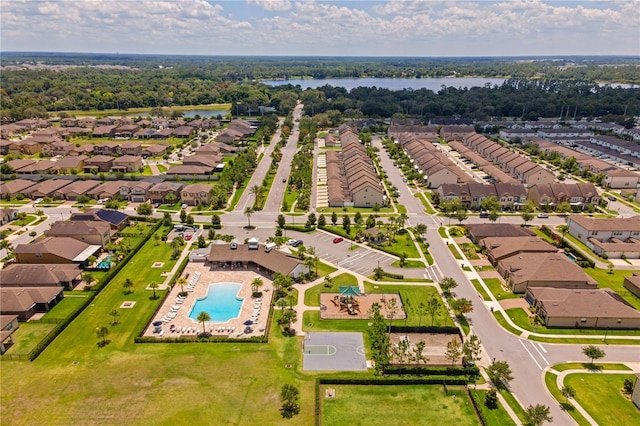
189, 282, 243, 323
97, 255, 113, 269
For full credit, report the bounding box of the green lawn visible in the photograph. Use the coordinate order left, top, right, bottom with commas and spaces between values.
492, 311, 523, 336
551, 362, 631, 372
459, 243, 480, 259
584, 267, 640, 310
0, 226, 318, 425
448, 244, 463, 259
11, 214, 38, 227
470, 279, 491, 301
544, 371, 590, 426
371, 232, 421, 259
469, 389, 516, 426
497, 388, 528, 424
483, 278, 520, 300
565, 373, 638, 426
304, 273, 358, 306
415, 192, 436, 214
506, 307, 640, 336
157, 164, 167, 173
438, 226, 449, 238
390, 259, 425, 268
42, 294, 91, 320
316, 259, 338, 277
4, 322, 57, 356
322, 385, 479, 426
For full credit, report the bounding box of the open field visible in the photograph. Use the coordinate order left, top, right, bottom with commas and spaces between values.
322, 385, 479, 426
566, 373, 638, 426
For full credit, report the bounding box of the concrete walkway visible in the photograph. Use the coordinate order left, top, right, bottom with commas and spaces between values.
149, 225, 203, 291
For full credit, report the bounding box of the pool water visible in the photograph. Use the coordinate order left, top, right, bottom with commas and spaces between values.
189, 282, 243, 323
97, 255, 113, 269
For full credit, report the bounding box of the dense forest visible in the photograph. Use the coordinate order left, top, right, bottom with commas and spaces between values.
1, 54, 639, 122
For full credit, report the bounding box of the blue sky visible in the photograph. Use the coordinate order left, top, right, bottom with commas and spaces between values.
2, 1, 639, 56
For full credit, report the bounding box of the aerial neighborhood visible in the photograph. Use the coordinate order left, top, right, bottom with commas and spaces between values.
1, 55, 639, 425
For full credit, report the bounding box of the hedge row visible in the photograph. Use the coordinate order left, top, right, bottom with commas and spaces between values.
385, 365, 479, 377
201, 223, 223, 230
381, 271, 403, 280
317, 225, 351, 239
284, 224, 315, 232
467, 388, 488, 426
390, 325, 461, 335
317, 377, 468, 386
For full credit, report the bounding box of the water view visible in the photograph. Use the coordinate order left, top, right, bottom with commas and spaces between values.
262, 77, 507, 92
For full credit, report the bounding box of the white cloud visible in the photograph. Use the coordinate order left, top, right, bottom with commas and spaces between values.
1, 0, 638, 55
247, 0, 292, 11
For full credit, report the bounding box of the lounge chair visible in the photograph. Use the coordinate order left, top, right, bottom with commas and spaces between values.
159, 330, 165, 336
181, 327, 186, 333
236, 331, 244, 337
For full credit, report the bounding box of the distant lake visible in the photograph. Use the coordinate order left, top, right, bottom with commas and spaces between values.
261, 77, 507, 91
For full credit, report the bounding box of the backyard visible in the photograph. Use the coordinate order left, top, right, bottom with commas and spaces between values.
322, 385, 479, 426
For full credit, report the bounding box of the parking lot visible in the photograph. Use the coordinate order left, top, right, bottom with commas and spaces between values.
166, 225, 197, 242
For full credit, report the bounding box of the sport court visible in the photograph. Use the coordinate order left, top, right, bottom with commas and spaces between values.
302, 332, 367, 371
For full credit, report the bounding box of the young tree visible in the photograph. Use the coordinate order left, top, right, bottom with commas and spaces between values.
451, 298, 474, 316
342, 214, 351, 231
399, 252, 407, 267
197, 235, 206, 248
123, 278, 133, 294
426, 296, 441, 327
250, 184, 262, 206
439, 277, 458, 295
109, 309, 120, 325
455, 208, 468, 225
367, 303, 391, 375
211, 214, 221, 226
488, 209, 500, 222
279, 384, 300, 419
149, 281, 159, 299
582, 345, 606, 364
281, 308, 297, 334
163, 212, 172, 226
557, 224, 569, 245
415, 223, 427, 239
96, 326, 110, 347
487, 360, 513, 389
463, 334, 482, 365
386, 297, 399, 332
179, 209, 187, 223
561, 385, 576, 403
413, 340, 429, 365
317, 214, 326, 227
277, 214, 286, 229
196, 311, 211, 335
331, 211, 338, 226
445, 338, 463, 367
416, 302, 428, 327
523, 404, 553, 426
82, 272, 95, 289
484, 389, 498, 409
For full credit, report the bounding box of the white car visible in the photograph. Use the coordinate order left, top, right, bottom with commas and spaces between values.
286, 239, 297, 245
181, 204, 188, 209
34, 198, 43, 204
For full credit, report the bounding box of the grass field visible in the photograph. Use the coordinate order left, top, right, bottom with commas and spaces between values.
0, 225, 318, 425
4, 322, 57, 355
492, 311, 523, 336
544, 371, 590, 426
484, 278, 520, 300
551, 362, 631, 372
322, 385, 479, 426
43, 293, 91, 320
469, 389, 516, 426
448, 244, 463, 259
470, 279, 491, 301
390, 259, 425, 268
304, 273, 358, 306
497, 388, 528, 424
566, 373, 638, 426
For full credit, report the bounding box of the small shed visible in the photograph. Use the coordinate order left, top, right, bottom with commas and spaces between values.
247, 237, 259, 250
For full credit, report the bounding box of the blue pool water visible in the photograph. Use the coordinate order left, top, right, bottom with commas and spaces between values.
97, 255, 113, 269
189, 282, 243, 323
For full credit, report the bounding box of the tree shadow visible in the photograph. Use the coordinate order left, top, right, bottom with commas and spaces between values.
560, 402, 575, 412
583, 362, 603, 371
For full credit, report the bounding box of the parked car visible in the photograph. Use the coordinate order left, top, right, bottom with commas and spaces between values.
34, 198, 43, 204
333, 237, 344, 244
286, 239, 297, 246
185, 234, 192, 241
537, 213, 549, 218
479, 212, 489, 218
291, 240, 303, 247
181, 203, 188, 209
608, 196, 617, 201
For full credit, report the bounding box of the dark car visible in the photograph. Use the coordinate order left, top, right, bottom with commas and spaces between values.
479, 212, 489, 218
291, 240, 303, 247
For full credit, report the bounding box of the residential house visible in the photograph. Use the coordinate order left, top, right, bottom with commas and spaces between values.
217, 128, 244, 143
53, 180, 100, 201
525, 287, 640, 329
566, 215, 640, 259
482, 236, 558, 264
119, 181, 153, 203
118, 141, 142, 155
148, 182, 184, 204
83, 155, 114, 173
93, 142, 120, 156
41, 140, 74, 157
0, 315, 19, 354
92, 126, 116, 138
467, 183, 498, 210
111, 155, 143, 173
77, 117, 96, 128
6, 159, 36, 173
165, 165, 211, 176
142, 144, 168, 157
8, 140, 42, 155
114, 125, 140, 138
87, 181, 125, 201
13, 237, 101, 268
494, 182, 527, 210
15, 160, 55, 175
173, 126, 194, 138
623, 274, 640, 299
0, 287, 65, 321
26, 179, 74, 199
498, 252, 597, 293
70, 145, 94, 156
51, 155, 88, 174
466, 223, 535, 244
0, 138, 12, 154
0, 208, 17, 225
181, 184, 213, 206
45, 220, 112, 247
1, 264, 81, 289
602, 168, 640, 189
0, 179, 39, 199
70, 208, 129, 231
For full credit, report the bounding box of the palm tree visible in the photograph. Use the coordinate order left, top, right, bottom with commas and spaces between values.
250, 277, 264, 295
149, 281, 159, 299
177, 277, 187, 293
397, 213, 409, 230
123, 278, 133, 294
109, 309, 120, 325
250, 184, 262, 206
244, 207, 254, 228
275, 298, 289, 311
196, 311, 211, 334
557, 224, 569, 246
281, 308, 297, 333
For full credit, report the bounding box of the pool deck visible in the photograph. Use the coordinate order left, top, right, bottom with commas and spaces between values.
144, 263, 273, 339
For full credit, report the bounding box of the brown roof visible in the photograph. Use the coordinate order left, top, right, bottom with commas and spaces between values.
529, 287, 640, 319
467, 224, 535, 241
14, 237, 94, 261
55, 179, 100, 196
207, 243, 304, 276
0, 179, 39, 196
53, 155, 88, 170
1, 264, 81, 286
568, 215, 640, 232
500, 252, 597, 287
45, 220, 110, 239
483, 236, 558, 261
0, 287, 64, 312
